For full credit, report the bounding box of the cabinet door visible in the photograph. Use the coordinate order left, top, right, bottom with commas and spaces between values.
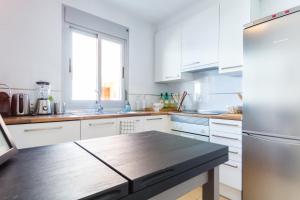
219, 0, 250, 73
144, 115, 170, 132
8, 121, 80, 149
81, 118, 118, 140
155, 25, 182, 82
182, 4, 219, 71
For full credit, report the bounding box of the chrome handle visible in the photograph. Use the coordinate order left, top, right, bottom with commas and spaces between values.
224, 163, 239, 168
221, 65, 242, 70
229, 150, 240, 155
89, 122, 115, 127
183, 61, 201, 67
211, 122, 240, 127
146, 118, 163, 121
212, 134, 240, 141
24, 126, 63, 132
165, 75, 180, 79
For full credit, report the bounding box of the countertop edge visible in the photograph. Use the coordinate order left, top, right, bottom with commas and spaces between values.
3, 112, 242, 125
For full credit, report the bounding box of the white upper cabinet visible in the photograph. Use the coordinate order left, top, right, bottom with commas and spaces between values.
181, 4, 219, 72
219, 0, 251, 73
155, 25, 191, 82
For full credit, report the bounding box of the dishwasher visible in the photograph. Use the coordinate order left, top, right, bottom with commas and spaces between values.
170, 115, 209, 142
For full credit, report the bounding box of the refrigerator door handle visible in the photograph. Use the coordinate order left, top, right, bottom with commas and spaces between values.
244, 133, 300, 146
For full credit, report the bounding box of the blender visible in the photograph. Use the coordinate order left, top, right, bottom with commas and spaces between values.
35, 81, 52, 115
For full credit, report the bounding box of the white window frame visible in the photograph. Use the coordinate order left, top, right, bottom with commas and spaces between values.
62, 23, 128, 110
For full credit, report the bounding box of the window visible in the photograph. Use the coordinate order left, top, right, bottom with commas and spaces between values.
64, 27, 126, 108
71, 31, 98, 101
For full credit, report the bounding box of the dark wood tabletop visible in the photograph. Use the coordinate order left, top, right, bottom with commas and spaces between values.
0, 131, 228, 200
0, 143, 128, 200
77, 131, 228, 194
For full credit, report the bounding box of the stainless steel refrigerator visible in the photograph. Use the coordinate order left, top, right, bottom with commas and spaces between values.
243, 6, 300, 200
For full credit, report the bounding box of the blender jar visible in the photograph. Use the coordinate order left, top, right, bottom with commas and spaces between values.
36, 81, 51, 100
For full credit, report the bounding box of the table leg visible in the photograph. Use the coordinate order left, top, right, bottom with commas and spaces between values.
202, 167, 219, 200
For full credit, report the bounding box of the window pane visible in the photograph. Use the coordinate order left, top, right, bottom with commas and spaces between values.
101, 39, 123, 101
72, 31, 98, 101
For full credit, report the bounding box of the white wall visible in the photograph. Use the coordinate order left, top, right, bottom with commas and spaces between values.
260, 0, 300, 17
0, 0, 162, 107
0, 0, 62, 100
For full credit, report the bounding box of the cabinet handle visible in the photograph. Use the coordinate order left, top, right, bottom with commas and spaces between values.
183, 61, 201, 67
165, 75, 179, 79
229, 150, 240, 155
24, 126, 63, 132
211, 134, 240, 141
146, 118, 163, 121
221, 66, 241, 70
89, 122, 115, 127
224, 163, 239, 168
211, 122, 240, 127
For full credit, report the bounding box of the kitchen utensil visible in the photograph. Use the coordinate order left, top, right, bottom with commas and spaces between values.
0, 92, 11, 117
35, 81, 52, 115
11, 93, 30, 116
35, 99, 52, 115
0, 84, 11, 117
177, 91, 187, 112
54, 102, 66, 115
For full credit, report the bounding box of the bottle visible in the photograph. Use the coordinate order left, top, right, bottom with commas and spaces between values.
141, 95, 146, 111
123, 100, 131, 113
164, 92, 169, 108
159, 93, 164, 105
170, 93, 176, 108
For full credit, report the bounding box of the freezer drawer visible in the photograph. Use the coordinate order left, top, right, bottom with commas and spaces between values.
220, 160, 242, 190
243, 133, 300, 200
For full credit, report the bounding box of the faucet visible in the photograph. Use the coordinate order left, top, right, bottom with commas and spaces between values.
95, 90, 104, 113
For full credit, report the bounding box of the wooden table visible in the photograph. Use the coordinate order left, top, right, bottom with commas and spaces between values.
0, 131, 228, 200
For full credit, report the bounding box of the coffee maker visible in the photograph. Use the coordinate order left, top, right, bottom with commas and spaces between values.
35, 81, 52, 115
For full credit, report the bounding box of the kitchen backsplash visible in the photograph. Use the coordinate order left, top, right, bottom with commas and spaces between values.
166, 69, 242, 111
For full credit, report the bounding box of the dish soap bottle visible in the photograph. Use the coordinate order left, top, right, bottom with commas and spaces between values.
164, 92, 169, 108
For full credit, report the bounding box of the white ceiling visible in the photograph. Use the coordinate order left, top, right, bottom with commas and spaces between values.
101, 0, 200, 24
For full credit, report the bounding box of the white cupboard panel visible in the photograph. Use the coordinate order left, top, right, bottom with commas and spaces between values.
182, 4, 219, 72
219, 0, 251, 73
220, 160, 242, 190
144, 115, 170, 133
8, 121, 80, 149
81, 118, 118, 140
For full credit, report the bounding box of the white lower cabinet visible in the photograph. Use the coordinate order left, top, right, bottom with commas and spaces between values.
144, 115, 170, 132
81, 118, 118, 140
8, 121, 80, 149
7, 115, 171, 149
209, 119, 242, 200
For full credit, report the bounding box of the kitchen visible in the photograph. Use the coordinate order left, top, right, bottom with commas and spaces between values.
0, 0, 300, 200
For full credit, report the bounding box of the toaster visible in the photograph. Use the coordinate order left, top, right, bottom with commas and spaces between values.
11, 93, 30, 116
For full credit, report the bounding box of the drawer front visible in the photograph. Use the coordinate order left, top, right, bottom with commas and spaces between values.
228, 146, 242, 162
210, 130, 242, 148
81, 118, 118, 139
8, 121, 80, 149
220, 160, 242, 190
171, 121, 209, 136
210, 119, 242, 134
144, 115, 170, 132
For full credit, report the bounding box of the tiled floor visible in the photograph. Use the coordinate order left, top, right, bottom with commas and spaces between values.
177, 187, 228, 200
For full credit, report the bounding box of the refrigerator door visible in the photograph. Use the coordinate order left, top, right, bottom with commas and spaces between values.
243, 11, 300, 139
243, 133, 300, 200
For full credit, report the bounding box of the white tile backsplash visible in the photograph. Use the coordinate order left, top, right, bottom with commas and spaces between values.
166, 69, 242, 111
